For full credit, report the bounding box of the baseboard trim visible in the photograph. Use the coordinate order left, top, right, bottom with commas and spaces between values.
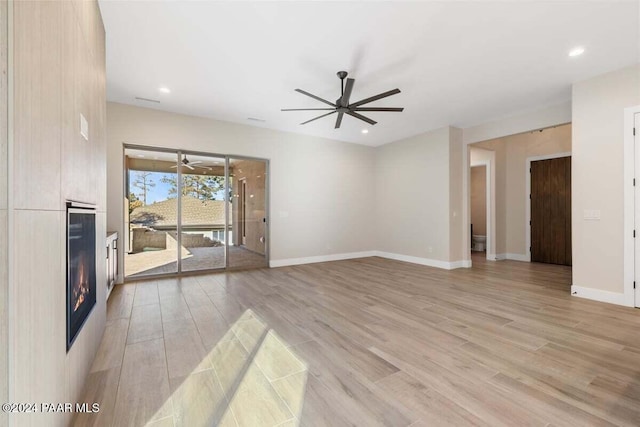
450, 259, 472, 269
494, 253, 529, 262
506, 253, 529, 262
269, 251, 376, 268
570, 285, 631, 307
270, 250, 471, 270
374, 251, 470, 270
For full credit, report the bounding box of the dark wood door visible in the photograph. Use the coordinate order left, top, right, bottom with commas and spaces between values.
531, 156, 571, 266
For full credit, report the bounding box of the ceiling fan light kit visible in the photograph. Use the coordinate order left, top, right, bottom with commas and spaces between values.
282, 71, 404, 129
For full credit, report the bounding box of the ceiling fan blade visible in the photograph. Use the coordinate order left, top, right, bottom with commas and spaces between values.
190, 161, 203, 165
350, 89, 401, 108
346, 111, 377, 125
301, 111, 336, 125
335, 112, 344, 129
184, 163, 195, 170
170, 165, 178, 169
295, 89, 336, 107
339, 78, 355, 107
353, 107, 404, 112
281, 108, 336, 111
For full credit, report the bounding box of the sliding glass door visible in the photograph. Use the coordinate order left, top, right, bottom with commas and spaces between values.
124, 146, 268, 279
228, 157, 268, 269
124, 148, 179, 278
178, 153, 227, 273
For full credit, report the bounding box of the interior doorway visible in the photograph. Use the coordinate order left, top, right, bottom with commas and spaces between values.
527, 155, 572, 266
468, 147, 495, 261
470, 165, 489, 256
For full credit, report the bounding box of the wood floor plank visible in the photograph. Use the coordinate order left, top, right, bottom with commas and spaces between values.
90, 318, 129, 372
106, 283, 134, 321
127, 303, 163, 344
294, 340, 415, 426
375, 371, 490, 427
82, 254, 640, 426
134, 281, 160, 306
113, 338, 173, 426
72, 366, 121, 427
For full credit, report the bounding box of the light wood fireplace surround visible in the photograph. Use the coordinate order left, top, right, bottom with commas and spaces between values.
1, 1, 107, 426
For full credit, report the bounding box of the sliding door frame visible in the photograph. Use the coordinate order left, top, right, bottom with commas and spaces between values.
225, 153, 271, 269
122, 143, 270, 281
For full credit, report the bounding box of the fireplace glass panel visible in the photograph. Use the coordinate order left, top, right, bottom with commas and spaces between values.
67, 207, 97, 350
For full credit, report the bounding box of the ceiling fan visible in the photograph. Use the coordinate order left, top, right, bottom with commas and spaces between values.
170, 155, 211, 171
282, 71, 404, 129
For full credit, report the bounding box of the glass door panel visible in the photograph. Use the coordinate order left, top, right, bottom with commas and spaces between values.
228, 158, 268, 269
124, 148, 179, 278
178, 153, 227, 272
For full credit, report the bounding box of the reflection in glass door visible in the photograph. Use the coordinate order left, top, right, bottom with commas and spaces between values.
178, 153, 227, 273
228, 157, 269, 269
124, 148, 179, 278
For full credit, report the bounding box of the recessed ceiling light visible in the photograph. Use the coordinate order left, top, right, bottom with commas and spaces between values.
361, 129, 369, 134
568, 47, 585, 57
158, 86, 171, 94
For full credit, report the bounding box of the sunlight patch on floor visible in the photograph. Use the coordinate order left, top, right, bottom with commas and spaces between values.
149, 309, 309, 427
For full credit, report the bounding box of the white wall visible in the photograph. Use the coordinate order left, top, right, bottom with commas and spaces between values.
374, 126, 461, 266
572, 64, 640, 298
107, 102, 376, 278
464, 101, 571, 145
449, 127, 465, 263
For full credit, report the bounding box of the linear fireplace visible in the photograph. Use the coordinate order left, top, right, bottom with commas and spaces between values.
66, 202, 97, 351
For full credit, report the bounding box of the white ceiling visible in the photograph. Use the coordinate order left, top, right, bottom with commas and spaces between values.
100, 1, 639, 146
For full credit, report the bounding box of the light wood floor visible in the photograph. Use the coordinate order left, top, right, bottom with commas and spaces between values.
75, 254, 640, 426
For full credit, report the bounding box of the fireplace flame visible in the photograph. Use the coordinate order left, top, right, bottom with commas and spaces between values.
73, 252, 90, 312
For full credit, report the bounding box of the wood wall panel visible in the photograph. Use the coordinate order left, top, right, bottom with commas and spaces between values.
9, 1, 107, 425
13, 1, 62, 210
11, 210, 66, 427
0, 0, 8, 425
0, 210, 7, 427
0, 0, 7, 210
61, 0, 107, 210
